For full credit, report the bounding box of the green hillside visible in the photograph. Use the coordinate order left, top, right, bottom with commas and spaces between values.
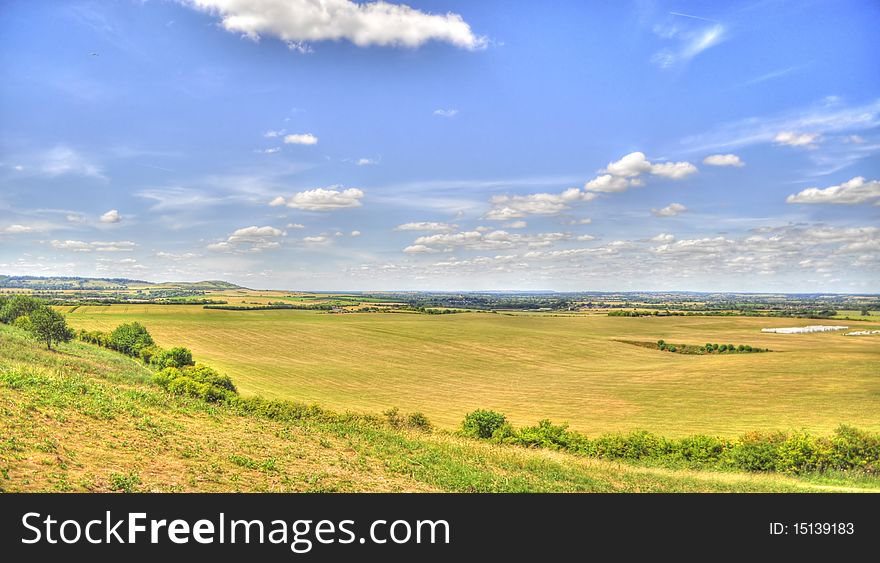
1, 323, 876, 493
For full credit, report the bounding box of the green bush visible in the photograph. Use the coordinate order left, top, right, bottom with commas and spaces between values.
109, 322, 154, 356
155, 365, 237, 402
727, 431, 786, 471
461, 409, 507, 439
152, 346, 194, 369
406, 412, 432, 431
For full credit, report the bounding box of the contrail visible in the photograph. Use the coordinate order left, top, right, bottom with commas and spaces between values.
669, 11, 719, 23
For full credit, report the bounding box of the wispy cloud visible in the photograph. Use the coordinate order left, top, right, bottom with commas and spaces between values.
651, 15, 725, 69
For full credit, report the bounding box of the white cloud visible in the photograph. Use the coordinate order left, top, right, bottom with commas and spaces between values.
774, 131, 820, 147
584, 152, 697, 194
410, 229, 570, 252
264, 130, 285, 138
503, 220, 527, 229
286, 223, 306, 229
576, 234, 596, 241
680, 99, 880, 154
335, 231, 344, 237
208, 226, 285, 253
283, 133, 318, 145
99, 209, 121, 223
278, 187, 365, 211
356, 158, 377, 166
569, 218, 592, 225
350, 230, 361, 237
652, 203, 688, 217
394, 221, 457, 232
651, 233, 676, 243
303, 235, 328, 243
31, 146, 105, 179
786, 176, 880, 205
703, 153, 744, 167
433, 108, 459, 117
183, 0, 486, 50
50, 240, 137, 252
403, 244, 437, 254
486, 187, 596, 219
844, 135, 865, 144
651, 23, 725, 69
260, 147, 281, 154
1, 224, 34, 234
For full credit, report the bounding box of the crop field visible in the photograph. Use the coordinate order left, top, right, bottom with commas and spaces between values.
60, 302, 880, 437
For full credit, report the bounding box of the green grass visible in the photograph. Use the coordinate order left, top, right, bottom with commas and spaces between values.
62, 304, 880, 437
3, 323, 877, 492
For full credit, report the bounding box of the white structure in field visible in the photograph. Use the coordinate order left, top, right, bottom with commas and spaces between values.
761, 325, 849, 334
845, 330, 880, 336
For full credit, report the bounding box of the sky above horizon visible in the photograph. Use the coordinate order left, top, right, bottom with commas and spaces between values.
1, 0, 879, 292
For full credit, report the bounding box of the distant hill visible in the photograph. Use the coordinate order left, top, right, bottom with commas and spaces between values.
0, 275, 244, 291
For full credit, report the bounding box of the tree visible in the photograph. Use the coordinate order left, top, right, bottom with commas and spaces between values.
25, 307, 74, 350
152, 346, 194, 369
0, 295, 44, 324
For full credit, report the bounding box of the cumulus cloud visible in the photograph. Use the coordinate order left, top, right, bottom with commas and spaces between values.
350, 230, 361, 237
774, 131, 820, 147
286, 223, 306, 229
651, 233, 676, 243
652, 203, 688, 217
356, 158, 377, 166
100, 209, 121, 223
284, 133, 318, 145
485, 188, 596, 219
208, 226, 285, 253
584, 152, 697, 194
703, 153, 744, 167
433, 108, 459, 117
786, 176, 880, 205
576, 234, 596, 241
183, 0, 486, 50
503, 220, 528, 229
394, 221, 457, 232
50, 240, 137, 252
276, 187, 365, 211
303, 235, 329, 243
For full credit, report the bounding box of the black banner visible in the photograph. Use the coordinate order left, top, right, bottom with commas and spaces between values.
0, 494, 875, 560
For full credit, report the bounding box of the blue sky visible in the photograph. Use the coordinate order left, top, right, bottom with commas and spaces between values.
1, 0, 878, 291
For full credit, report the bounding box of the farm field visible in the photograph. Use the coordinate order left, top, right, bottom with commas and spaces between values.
2, 323, 876, 493
62, 303, 880, 437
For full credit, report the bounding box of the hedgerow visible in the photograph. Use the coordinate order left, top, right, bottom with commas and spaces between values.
460, 410, 879, 476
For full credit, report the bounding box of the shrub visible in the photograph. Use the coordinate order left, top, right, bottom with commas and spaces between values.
512, 420, 588, 451
383, 407, 403, 428
727, 431, 786, 471
461, 409, 507, 439
138, 345, 162, 365
109, 322, 154, 356
406, 412, 432, 431
155, 365, 237, 402
827, 425, 880, 473
667, 345, 677, 352
669, 435, 730, 464
152, 346, 194, 369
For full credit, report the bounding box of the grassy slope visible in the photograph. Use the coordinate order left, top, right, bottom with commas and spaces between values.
62, 304, 880, 436
3, 324, 875, 493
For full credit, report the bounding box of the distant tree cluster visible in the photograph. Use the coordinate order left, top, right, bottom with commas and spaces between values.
655, 339, 768, 354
